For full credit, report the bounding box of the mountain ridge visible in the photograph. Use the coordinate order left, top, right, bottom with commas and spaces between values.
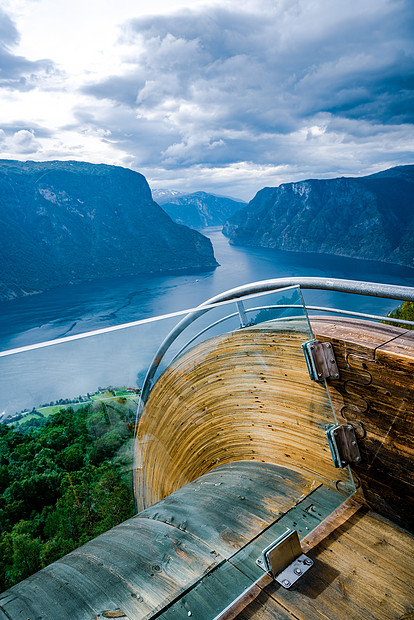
223, 165, 414, 269
0, 160, 218, 302
159, 190, 247, 229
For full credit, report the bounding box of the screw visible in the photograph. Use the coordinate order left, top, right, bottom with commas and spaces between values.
355, 456, 361, 462
347, 424, 353, 431
294, 568, 302, 575
351, 441, 357, 446
341, 460, 346, 466
303, 558, 313, 566
310, 345, 314, 350
318, 372, 322, 378
188, 612, 192, 617
326, 343, 331, 348
334, 373, 339, 378
282, 580, 291, 587
330, 358, 335, 363
333, 431, 338, 437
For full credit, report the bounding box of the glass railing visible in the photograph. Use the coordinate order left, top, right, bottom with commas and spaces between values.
136, 286, 355, 512
1, 286, 355, 502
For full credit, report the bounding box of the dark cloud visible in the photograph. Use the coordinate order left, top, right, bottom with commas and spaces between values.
0, 121, 53, 138
82, 73, 146, 107
0, 8, 55, 90
81, 0, 413, 173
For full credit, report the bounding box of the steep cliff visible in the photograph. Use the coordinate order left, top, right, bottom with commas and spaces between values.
0, 160, 218, 301
158, 191, 246, 229
223, 165, 414, 268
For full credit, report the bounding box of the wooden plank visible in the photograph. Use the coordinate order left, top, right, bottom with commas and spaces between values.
139, 461, 319, 558
313, 317, 414, 531
0, 516, 222, 620
259, 509, 414, 620
311, 316, 405, 354
159, 562, 252, 620
232, 589, 298, 620
229, 486, 345, 583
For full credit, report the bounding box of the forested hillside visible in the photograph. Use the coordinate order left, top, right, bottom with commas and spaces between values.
224, 165, 414, 268
0, 160, 218, 302
0, 399, 136, 590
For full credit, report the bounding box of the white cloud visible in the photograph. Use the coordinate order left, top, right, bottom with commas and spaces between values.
0, 0, 413, 200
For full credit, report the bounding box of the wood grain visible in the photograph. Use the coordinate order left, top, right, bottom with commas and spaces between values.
312, 317, 414, 531
135, 322, 351, 511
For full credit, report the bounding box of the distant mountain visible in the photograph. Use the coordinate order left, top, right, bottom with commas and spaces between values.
151, 189, 187, 205
157, 191, 247, 229
0, 161, 218, 302
223, 165, 414, 269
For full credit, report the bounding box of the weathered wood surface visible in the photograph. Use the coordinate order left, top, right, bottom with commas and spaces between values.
312, 317, 414, 531
135, 322, 351, 511
0, 462, 314, 620
236, 508, 414, 620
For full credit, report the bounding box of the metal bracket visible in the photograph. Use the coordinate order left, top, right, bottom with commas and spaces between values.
256, 529, 313, 589
326, 423, 362, 468
302, 340, 340, 382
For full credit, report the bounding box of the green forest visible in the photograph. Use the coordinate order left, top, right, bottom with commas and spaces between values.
0, 398, 136, 592
386, 300, 414, 329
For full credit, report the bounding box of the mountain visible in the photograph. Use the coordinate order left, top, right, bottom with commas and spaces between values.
223, 165, 414, 269
0, 160, 218, 302
151, 189, 186, 204
157, 191, 247, 229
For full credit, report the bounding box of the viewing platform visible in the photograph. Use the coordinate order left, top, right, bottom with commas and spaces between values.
0, 278, 413, 619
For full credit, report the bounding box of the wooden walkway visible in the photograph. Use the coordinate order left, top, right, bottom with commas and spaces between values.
1, 317, 413, 619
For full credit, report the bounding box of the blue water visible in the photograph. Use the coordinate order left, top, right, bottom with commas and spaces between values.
1, 228, 413, 415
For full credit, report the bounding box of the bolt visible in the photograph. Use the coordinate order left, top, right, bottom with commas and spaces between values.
326, 343, 331, 348
303, 558, 313, 566
341, 460, 346, 466
282, 580, 291, 587
188, 612, 192, 617
347, 424, 353, 431
294, 568, 302, 575
333, 431, 338, 437
351, 441, 357, 446
330, 358, 335, 363
355, 456, 361, 462
310, 345, 314, 350
318, 372, 322, 378
334, 373, 339, 378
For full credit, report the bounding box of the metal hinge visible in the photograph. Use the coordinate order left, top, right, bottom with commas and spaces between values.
302, 339, 340, 382
326, 423, 361, 468
256, 529, 313, 589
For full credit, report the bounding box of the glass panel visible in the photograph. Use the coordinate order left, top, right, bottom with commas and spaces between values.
137, 285, 354, 512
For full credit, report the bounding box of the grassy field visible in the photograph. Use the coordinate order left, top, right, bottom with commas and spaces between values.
10, 388, 140, 426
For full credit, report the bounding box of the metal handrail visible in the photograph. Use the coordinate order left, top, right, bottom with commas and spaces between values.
138, 277, 414, 408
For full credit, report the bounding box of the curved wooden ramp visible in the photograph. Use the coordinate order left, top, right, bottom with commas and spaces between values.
135, 320, 351, 511
0, 461, 320, 619
1, 461, 413, 620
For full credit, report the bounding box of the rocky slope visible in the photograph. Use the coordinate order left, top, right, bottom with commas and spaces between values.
0, 160, 218, 302
223, 165, 414, 268
157, 191, 247, 229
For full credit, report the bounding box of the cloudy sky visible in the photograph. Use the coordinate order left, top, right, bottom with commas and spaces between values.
1, 0, 413, 200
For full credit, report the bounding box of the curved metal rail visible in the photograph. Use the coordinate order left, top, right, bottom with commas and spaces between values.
139, 277, 414, 407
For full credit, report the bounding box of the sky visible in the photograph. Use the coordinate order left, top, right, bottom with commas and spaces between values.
0, 0, 413, 200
